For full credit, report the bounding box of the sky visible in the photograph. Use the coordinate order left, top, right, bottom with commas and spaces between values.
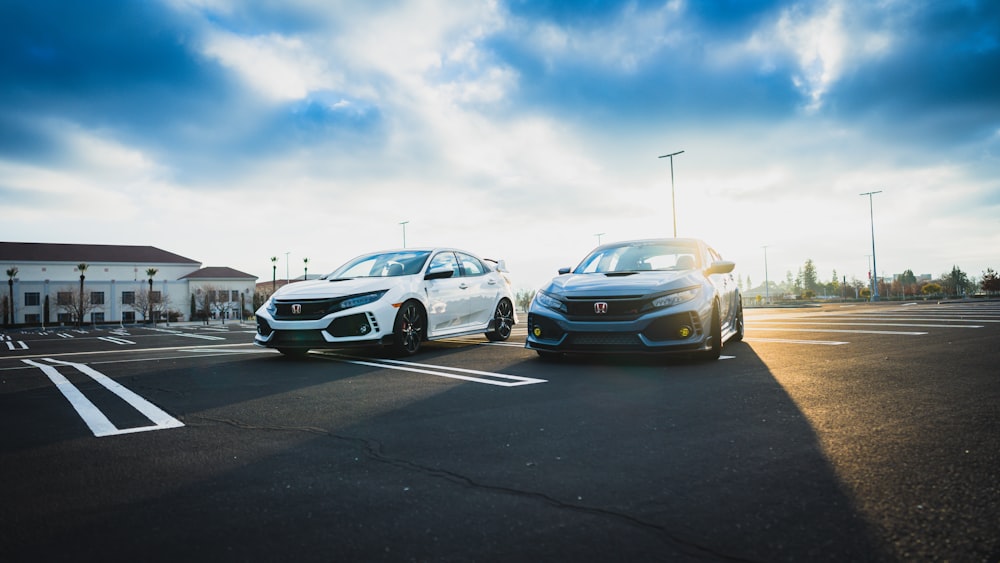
2, 0, 999, 293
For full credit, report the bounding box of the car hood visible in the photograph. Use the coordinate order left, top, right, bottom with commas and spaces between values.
543, 271, 701, 297
272, 277, 397, 299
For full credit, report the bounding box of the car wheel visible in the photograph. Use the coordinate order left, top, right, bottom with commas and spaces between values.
701, 304, 722, 361
485, 298, 514, 342
277, 348, 308, 358
392, 300, 425, 356
731, 301, 745, 343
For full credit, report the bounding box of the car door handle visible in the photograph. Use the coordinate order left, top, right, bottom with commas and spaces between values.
488, 279, 497, 285
459, 283, 469, 290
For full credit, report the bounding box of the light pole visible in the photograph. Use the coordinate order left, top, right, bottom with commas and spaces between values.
860, 191, 882, 301
595, 233, 605, 245
285, 252, 290, 285
762, 245, 770, 305
400, 221, 409, 248
658, 150, 684, 237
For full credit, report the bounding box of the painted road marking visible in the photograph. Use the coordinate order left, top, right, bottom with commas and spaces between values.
744, 337, 849, 346
175, 333, 226, 341
99, 336, 136, 345
752, 320, 984, 329
748, 327, 928, 336
57, 333, 74, 338
5, 340, 28, 350
21, 358, 184, 438
319, 352, 547, 387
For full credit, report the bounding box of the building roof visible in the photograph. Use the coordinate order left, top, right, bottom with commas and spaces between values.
0, 242, 201, 265
181, 267, 258, 280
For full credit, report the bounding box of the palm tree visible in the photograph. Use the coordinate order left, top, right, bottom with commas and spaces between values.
6, 267, 17, 327
77, 263, 88, 327
146, 268, 158, 325
271, 256, 278, 292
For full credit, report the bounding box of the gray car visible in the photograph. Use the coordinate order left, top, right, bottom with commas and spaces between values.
525, 238, 743, 360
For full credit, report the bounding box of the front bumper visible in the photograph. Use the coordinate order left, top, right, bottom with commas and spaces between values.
254, 309, 392, 350
524, 302, 713, 355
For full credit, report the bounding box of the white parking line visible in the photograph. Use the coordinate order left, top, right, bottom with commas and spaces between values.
320, 353, 547, 387
21, 358, 184, 438
99, 336, 136, 345
749, 327, 928, 336
744, 337, 849, 346
5, 340, 28, 350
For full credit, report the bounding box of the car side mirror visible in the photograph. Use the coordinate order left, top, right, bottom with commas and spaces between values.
424, 267, 455, 280
558, 267, 572, 275
705, 260, 735, 275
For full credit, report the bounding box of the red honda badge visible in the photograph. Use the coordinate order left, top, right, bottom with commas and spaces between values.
594, 302, 608, 314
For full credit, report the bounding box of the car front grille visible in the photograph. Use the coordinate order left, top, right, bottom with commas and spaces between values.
569, 332, 643, 348
270, 330, 328, 347
564, 296, 646, 321
273, 298, 338, 320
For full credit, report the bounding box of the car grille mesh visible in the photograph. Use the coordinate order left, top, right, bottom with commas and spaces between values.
273, 298, 337, 320
564, 296, 646, 320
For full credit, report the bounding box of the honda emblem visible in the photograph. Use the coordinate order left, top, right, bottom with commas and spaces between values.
594, 302, 609, 314
291, 304, 302, 315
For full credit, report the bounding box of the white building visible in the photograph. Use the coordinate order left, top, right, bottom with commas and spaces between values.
2, 242, 257, 326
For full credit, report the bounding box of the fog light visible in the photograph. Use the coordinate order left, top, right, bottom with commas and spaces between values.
678, 326, 692, 338
532, 326, 543, 337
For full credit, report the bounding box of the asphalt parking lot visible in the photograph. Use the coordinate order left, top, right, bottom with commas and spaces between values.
1, 302, 998, 562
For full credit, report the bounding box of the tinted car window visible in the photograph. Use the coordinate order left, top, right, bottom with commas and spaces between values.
428, 251, 460, 276
457, 252, 487, 276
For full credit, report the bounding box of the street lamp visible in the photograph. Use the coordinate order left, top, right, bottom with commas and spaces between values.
400, 221, 409, 248
658, 150, 684, 237
285, 252, 290, 285
595, 233, 605, 245
860, 191, 882, 301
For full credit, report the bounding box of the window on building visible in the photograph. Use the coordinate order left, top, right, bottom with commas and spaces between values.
231, 290, 239, 302
91, 312, 105, 323
25, 314, 40, 323
57, 292, 73, 306
122, 291, 135, 305
24, 292, 40, 306
57, 312, 73, 323
122, 311, 136, 323
91, 291, 105, 305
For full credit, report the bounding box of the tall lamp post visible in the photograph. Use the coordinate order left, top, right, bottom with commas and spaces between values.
400, 221, 409, 248
595, 233, 605, 245
860, 191, 882, 301
658, 150, 684, 237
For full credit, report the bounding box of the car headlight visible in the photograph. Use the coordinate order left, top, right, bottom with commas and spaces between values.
336, 290, 388, 311
651, 287, 700, 309
265, 297, 277, 316
533, 291, 568, 314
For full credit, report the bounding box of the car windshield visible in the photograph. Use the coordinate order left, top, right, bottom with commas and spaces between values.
325, 250, 431, 279
574, 242, 700, 274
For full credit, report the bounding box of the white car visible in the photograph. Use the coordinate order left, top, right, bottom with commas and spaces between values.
255, 248, 517, 357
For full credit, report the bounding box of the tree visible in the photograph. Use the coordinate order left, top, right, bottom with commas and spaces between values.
515, 289, 536, 313
146, 268, 158, 325
6, 266, 16, 327
941, 266, 969, 297
899, 269, 917, 297
57, 285, 98, 325
134, 286, 169, 322
981, 268, 1000, 295
801, 259, 818, 294
303, 257, 309, 280
77, 263, 88, 328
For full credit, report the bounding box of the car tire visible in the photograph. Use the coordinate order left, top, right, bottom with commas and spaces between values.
731, 301, 745, 343
392, 300, 425, 356
485, 298, 514, 342
701, 304, 722, 361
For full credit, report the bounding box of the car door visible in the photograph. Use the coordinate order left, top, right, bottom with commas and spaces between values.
456, 252, 498, 329
706, 246, 735, 323
423, 251, 469, 335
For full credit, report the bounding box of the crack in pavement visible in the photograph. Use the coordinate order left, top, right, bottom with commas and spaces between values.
192, 415, 757, 562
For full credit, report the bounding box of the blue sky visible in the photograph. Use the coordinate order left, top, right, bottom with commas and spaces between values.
2, 0, 998, 292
